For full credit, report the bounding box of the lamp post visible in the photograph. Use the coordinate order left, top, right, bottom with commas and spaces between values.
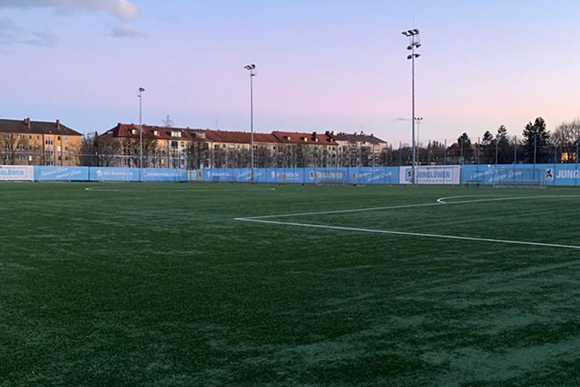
138, 87, 145, 177
244, 64, 257, 183
402, 29, 421, 184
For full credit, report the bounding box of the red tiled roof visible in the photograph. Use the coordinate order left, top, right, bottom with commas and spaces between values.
331, 132, 387, 145
103, 123, 194, 141
187, 129, 282, 144
272, 131, 338, 146
0, 118, 81, 136
103, 124, 344, 146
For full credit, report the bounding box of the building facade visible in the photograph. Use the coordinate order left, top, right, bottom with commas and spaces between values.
96, 123, 388, 169
329, 132, 389, 167
0, 118, 82, 166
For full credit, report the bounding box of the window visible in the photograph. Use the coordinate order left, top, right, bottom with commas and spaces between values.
181, 142, 185, 147
153, 130, 159, 136
64, 146, 69, 151
37, 135, 40, 140
64, 137, 68, 142
131, 129, 137, 135
29, 135, 33, 140
45, 140, 54, 145
57, 136, 61, 141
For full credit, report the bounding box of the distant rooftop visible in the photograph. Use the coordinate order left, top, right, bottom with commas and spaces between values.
0, 118, 81, 136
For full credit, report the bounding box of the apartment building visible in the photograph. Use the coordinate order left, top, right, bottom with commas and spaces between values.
272, 131, 339, 167
0, 118, 82, 166
97, 123, 387, 169
329, 132, 388, 167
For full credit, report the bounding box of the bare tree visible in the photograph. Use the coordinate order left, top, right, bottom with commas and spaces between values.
0, 133, 29, 165
553, 120, 580, 147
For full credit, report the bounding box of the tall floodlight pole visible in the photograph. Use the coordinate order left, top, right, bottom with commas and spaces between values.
415, 117, 423, 164
138, 87, 145, 177
403, 29, 421, 184
244, 64, 257, 183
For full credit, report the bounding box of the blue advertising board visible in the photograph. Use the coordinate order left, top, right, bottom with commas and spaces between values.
142, 168, 186, 182
89, 167, 140, 182
35, 166, 90, 181
462, 164, 580, 186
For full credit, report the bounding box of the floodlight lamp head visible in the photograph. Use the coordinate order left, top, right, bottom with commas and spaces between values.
415, 43, 422, 48
402, 31, 410, 36
407, 45, 413, 50
413, 29, 420, 34
407, 55, 413, 60
139, 87, 145, 93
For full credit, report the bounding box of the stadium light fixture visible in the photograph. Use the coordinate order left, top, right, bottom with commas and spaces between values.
244, 64, 257, 183
402, 28, 422, 184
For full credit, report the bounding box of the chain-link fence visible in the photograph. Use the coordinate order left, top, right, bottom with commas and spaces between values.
2, 139, 579, 168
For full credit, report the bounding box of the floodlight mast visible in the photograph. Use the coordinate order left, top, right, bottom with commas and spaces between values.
138, 87, 145, 181
402, 29, 421, 184
244, 64, 257, 183
415, 117, 423, 163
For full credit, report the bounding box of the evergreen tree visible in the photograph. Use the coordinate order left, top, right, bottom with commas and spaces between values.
496, 125, 511, 164
480, 130, 495, 164
457, 133, 473, 162
522, 117, 550, 163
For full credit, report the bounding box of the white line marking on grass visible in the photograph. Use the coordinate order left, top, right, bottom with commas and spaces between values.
436, 195, 580, 204
242, 195, 580, 220
85, 187, 277, 192
236, 194, 580, 250
241, 202, 444, 220
235, 218, 580, 250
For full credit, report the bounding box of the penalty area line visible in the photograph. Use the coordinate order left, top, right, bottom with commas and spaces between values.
235, 218, 580, 251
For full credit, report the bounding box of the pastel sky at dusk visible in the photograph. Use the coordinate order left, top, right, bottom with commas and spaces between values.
1, 0, 579, 144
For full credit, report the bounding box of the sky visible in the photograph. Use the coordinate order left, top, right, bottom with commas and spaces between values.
0, 0, 580, 145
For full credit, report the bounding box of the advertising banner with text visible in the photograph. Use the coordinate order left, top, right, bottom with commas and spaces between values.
400, 166, 461, 185
0, 165, 34, 181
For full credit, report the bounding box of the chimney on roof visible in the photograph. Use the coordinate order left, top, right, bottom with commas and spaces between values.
24, 117, 31, 128
56, 119, 61, 129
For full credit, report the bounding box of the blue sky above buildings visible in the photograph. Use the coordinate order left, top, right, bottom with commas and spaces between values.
0, 0, 579, 144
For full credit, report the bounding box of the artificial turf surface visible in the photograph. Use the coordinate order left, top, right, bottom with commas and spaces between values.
1, 182, 579, 386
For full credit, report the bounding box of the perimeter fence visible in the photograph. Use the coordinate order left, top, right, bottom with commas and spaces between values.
1, 164, 579, 186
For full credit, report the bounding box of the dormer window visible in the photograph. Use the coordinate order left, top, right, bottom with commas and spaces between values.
131, 129, 137, 135
171, 131, 181, 138
153, 130, 159, 136
285, 136, 291, 141
301, 137, 308, 142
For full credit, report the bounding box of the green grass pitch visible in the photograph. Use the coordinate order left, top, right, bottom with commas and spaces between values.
1, 182, 580, 386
